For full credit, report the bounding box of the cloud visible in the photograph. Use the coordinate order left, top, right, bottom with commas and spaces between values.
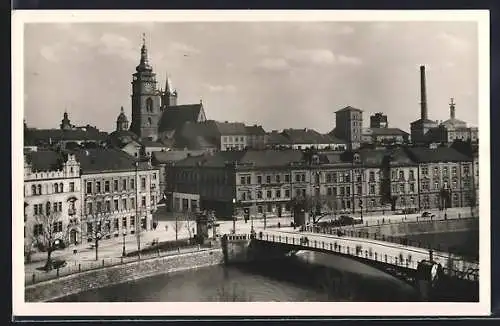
288, 49, 336, 65
337, 55, 363, 65
40, 45, 59, 62
204, 84, 237, 93
257, 58, 289, 71
436, 32, 470, 52
98, 33, 136, 61
169, 42, 200, 55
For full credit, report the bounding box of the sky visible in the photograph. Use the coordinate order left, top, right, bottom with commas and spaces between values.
23, 21, 479, 133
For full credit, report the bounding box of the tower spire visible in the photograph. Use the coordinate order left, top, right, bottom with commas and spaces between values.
136, 32, 152, 72
165, 72, 170, 93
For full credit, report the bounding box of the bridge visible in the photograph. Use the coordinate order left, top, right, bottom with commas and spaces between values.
222, 228, 479, 301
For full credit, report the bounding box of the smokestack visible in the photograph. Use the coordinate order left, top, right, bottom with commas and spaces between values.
449, 98, 456, 119
420, 65, 428, 120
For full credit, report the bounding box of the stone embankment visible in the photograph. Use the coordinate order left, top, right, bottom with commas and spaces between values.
25, 248, 224, 302
352, 217, 478, 237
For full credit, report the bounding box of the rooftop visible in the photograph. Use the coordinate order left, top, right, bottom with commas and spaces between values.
158, 104, 203, 132
405, 147, 472, 163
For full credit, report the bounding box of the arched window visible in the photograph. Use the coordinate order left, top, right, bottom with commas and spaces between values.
37, 185, 42, 195
60, 183, 64, 192
46, 202, 51, 215
31, 185, 36, 195
147, 117, 152, 126
54, 183, 59, 193
146, 98, 153, 112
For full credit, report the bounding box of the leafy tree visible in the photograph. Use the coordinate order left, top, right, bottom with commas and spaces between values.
86, 212, 113, 261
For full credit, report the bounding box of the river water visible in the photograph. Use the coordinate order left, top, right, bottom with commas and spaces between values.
56, 230, 477, 302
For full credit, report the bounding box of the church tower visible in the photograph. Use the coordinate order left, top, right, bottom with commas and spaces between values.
161, 73, 178, 108
60, 111, 73, 130
130, 34, 162, 140
116, 106, 129, 131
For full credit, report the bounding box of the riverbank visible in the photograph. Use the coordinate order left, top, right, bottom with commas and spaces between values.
25, 248, 224, 302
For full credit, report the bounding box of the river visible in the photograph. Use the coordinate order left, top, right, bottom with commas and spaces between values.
55, 230, 477, 302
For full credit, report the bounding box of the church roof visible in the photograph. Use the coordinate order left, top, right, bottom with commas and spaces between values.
108, 130, 141, 148
440, 118, 467, 128
158, 104, 203, 132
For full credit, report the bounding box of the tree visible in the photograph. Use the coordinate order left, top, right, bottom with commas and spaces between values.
173, 219, 184, 241
87, 212, 113, 261
28, 208, 70, 271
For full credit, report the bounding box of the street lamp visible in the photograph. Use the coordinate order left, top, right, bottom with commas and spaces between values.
232, 198, 236, 234
122, 229, 127, 257
95, 229, 102, 261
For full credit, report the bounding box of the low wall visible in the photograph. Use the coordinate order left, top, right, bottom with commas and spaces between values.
25, 248, 224, 302
354, 218, 478, 237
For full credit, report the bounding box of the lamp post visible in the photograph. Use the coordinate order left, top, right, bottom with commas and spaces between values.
95, 225, 102, 261
122, 229, 127, 257
232, 198, 236, 234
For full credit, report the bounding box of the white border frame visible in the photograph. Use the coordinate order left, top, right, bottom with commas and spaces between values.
12, 10, 491, 317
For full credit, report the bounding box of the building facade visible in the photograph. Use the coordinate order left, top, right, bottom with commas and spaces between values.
333, 106, 363, 150
166, 147, 475, 220
24, 152, 82, 248
74, 149, 160, 242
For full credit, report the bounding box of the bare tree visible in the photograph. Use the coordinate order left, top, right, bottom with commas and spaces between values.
173, 219, 185, 241
86, 212, 113, 261
28, 209, 70, 271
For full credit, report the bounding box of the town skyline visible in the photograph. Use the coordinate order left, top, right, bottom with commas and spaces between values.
24, 21, 478, 134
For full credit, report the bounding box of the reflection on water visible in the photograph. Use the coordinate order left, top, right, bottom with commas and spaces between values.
56, 251, 418, 302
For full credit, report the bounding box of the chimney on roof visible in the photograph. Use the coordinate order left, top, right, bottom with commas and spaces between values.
420, 65, 428, 120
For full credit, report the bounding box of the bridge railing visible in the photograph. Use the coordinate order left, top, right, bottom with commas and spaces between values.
256, 231, 479, 282
308, 221, 478, 261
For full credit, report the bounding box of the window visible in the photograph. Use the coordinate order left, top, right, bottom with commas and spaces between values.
114, 218, 119, 230
246, 176, 251, 184
240, 176, 245, 185
409, 170, 415, 180
332, 173, 337, 183
131, 179, 135, 190
37, 185, 41, 195
301, 174, 306, 182
296, 189, 301, 197
54, 183, 59, 193
369, 185, 375, 195
70, 182, 75, 192
96, 201, 102, 213
31, 185, 36, 195
142, 196, 146, 207
114, 180, 119, 191
452, 180, 458, 189
410, 183, 415, 193
392, 170, 397, 180
434, 181, 439, 190
285, 174, 290, 182
357, 186, 362, 195
333, 187, 337, 196
295, 174, 300, 182
399, 171, 404, 180
452, 167, 457, 176
399, 184, 404, 194
285, 189, 290, 197
258, 206, 263, 213
257, 176, 262, 184
327, 187, 332, 195
96, 181, 101, 193
433, 167, 439, 176
52, 221, 63, 233
345, 187, 350, 197
301, 189, 306, 197
345, 173, 350, 183
105, 200, 111, 212
141, 177, 146, 190
276, 190, 281, 198
53, 202, 58, 212
131, 198, 135, 209
266, 190, 272, 198
105, 181, 110, 192
130, 216, 135, 228
60, 183, 64, 192
369, 171, 375, 182
276, 175, 280, 183
46, 202, 51, 215
326, 174, 332, 183
146, 98, 153, 112
340, 187, 345, 196
114, 199, 119, 211
266, 176, 271, 183
33, 224, 43, 237
422, 167, 428, 175
257, 191, 262, 199
122, 217, 127, 228
87, 202, 93, 214
122, 179, 127, 191
86, 182, 92, 194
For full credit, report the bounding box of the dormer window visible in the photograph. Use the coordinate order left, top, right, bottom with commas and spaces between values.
353, 153, 360, 163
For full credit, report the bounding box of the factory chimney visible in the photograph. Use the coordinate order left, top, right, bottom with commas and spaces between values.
449, 98, 456, 119
420, 65, 428, 120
